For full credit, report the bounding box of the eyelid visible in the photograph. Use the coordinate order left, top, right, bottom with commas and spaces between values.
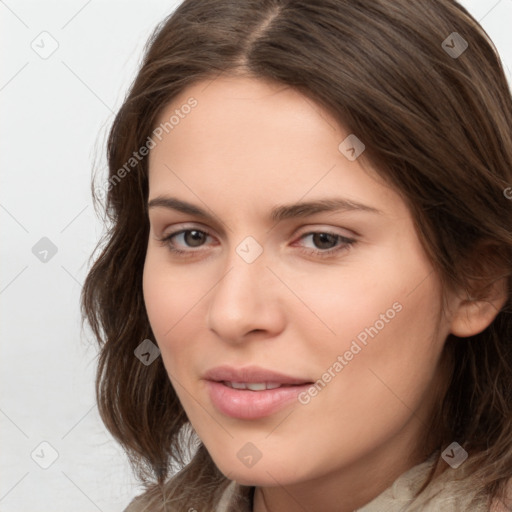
159, 223, 356, 241
159, 221, 214, 237
292, 223, 358, 240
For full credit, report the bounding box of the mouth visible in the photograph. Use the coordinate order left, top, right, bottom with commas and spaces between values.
204, 366, 314, 419
221, 381, 308, 391
204, 365, 312, 386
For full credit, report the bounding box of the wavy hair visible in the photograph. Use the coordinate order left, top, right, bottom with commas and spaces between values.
81, 0, 512, 509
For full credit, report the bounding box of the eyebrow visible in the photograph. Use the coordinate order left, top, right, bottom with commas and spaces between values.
148, 196, 381, 224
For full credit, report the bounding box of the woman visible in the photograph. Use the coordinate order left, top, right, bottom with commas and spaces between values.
82, 0, 512, 510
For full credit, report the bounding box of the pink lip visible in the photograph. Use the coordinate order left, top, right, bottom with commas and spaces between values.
204, 365, 311, 385
204, 365, 313, 420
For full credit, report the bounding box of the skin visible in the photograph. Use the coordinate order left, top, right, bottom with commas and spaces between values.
143, 75, 505, 512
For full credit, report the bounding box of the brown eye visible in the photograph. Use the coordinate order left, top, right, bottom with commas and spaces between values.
295, 231, 356, 259
160, 228, 213, 254
182, 230, 207, 247
311, 233, 338, 250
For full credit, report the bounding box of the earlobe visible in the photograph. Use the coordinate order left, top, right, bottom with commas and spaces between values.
449, 279, 508, 338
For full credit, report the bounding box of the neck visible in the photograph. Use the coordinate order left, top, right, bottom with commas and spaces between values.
252, 418, 435, 512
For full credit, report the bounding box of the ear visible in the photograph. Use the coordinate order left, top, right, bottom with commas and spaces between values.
450, 293, 506, 337
449, 254, 509, 338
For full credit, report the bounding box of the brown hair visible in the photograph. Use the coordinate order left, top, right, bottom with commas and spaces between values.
81, 0, 512, 509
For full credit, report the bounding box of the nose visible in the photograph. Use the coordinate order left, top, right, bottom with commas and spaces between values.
206, 248, 286, 344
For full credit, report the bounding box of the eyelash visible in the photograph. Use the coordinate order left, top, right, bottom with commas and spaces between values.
157, 228, 356, 259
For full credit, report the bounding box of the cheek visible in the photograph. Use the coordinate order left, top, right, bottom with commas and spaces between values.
142, 250, 209, 372
285, 249, 434, 358
291, 240, 445, 409
302, 271, 445, 434
143, 246, 195, 328
142, 256, 174, 339
142, 252, 183, 355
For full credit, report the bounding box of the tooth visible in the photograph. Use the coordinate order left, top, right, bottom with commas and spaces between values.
225, 382, 284, 390
230, 382, 247, 389
246, 383, 267, 391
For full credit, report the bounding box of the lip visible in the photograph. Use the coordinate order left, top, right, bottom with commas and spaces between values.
204, 365, 313, 420
204, 365, 311, 385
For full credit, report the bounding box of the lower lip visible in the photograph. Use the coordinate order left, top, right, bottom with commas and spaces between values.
206, 381, 311, 420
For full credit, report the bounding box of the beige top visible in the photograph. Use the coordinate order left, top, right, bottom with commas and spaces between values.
215, 453, 511, 512
125, 452, 512, 511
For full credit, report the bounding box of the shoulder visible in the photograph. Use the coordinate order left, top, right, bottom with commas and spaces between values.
122, 480, 254, 512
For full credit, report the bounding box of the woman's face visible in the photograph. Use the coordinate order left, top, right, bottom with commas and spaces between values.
143, 75, 457, 504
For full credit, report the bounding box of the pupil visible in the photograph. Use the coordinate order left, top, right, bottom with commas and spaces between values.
185, 230, 205, 247
313, 233, 337, 249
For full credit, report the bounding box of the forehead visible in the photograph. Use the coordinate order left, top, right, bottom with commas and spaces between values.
147, 75, 405, 221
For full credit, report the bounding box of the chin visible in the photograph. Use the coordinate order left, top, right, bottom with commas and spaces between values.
212, 455, 304, 487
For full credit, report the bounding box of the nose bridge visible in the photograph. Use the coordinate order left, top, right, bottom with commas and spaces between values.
207, 237, 283, 341
213, 240, 267, 316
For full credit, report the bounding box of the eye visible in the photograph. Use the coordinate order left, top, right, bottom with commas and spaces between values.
295, 231, 356, 257
158, 228, 214, 255
157, 227, 356, 259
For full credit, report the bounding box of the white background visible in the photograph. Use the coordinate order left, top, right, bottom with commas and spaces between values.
1, 1, 511, 510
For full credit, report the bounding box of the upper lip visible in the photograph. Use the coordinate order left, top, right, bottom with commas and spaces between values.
204, 365, 312, 385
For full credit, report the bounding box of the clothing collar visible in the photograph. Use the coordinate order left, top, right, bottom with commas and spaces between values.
216, 451, 491, 511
